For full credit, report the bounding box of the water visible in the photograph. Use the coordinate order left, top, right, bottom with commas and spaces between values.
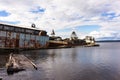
0, 42, 120, 80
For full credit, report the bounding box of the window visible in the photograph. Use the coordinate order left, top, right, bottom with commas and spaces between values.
21, 28, 25, 33
1, 31, 6, 37
26, 29, 33, 34
0, 25, 3, 30
15, 27, 20, 32
34, 30, 39, 35
4, 26, 14, 31
15, 27, 25, 33
4, 26, 9, 30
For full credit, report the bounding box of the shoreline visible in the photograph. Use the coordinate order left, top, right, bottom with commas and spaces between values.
0, 44, 100, 53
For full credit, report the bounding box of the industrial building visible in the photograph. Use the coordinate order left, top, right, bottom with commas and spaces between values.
0, 23, 49, 50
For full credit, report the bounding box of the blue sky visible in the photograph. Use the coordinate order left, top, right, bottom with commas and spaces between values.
30, 7, 45, 14
57, 25, 100, 33
0, 0, 120, 40
0, 10, 10, 17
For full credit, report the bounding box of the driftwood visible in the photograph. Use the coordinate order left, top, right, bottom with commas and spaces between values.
6, 53, 37, 75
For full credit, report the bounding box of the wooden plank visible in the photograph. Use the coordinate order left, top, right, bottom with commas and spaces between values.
6, 53, 37, 74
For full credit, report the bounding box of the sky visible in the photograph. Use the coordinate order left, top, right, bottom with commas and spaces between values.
0, 0, 120, 40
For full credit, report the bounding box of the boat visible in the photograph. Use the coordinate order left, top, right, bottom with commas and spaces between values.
84, 44, 100, 47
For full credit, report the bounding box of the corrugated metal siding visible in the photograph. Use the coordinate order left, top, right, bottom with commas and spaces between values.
19, 33, 25, 48
36, 35, 41, 48
0, 23, 49, 49
25, 34, 30, 48
30, 35, 36, 48
0, 31, 6, 47
11, 32, 16, 48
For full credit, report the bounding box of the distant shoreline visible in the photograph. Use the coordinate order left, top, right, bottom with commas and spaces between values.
96, 40, 120, 42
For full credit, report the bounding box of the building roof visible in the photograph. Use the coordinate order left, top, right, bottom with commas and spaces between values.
0, 22, 46, 32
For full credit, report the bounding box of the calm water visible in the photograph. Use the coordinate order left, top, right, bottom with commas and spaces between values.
0, 42, 120, 80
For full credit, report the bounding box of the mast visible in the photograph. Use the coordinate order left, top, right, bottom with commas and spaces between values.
51, 29, 55, 36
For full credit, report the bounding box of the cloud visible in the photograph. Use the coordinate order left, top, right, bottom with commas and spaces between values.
0, 0, 120, 40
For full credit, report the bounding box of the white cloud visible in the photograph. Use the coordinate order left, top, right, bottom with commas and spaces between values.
0, 0, 120, 40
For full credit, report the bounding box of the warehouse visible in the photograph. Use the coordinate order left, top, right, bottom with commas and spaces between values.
0, 23, 49, 49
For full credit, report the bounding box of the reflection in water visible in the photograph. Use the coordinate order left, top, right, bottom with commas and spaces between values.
0, 42, 120, 80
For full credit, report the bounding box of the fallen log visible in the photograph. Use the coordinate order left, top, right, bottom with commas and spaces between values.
23, 56, 37, 70
6, 53, 37, 75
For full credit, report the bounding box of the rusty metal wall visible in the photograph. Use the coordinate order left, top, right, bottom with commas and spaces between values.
0, 31, 6, 47
24, 34, 30, 48
10, 32, 16, 48
30, 35, 36, 48
39, 36, 49, 47
0, 30, 49, 49
36, 35, 41, 48
19, 33, 25, 48
6, 32, 11, 47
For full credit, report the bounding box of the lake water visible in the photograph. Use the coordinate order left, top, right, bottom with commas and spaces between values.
0, 42, 120, 80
